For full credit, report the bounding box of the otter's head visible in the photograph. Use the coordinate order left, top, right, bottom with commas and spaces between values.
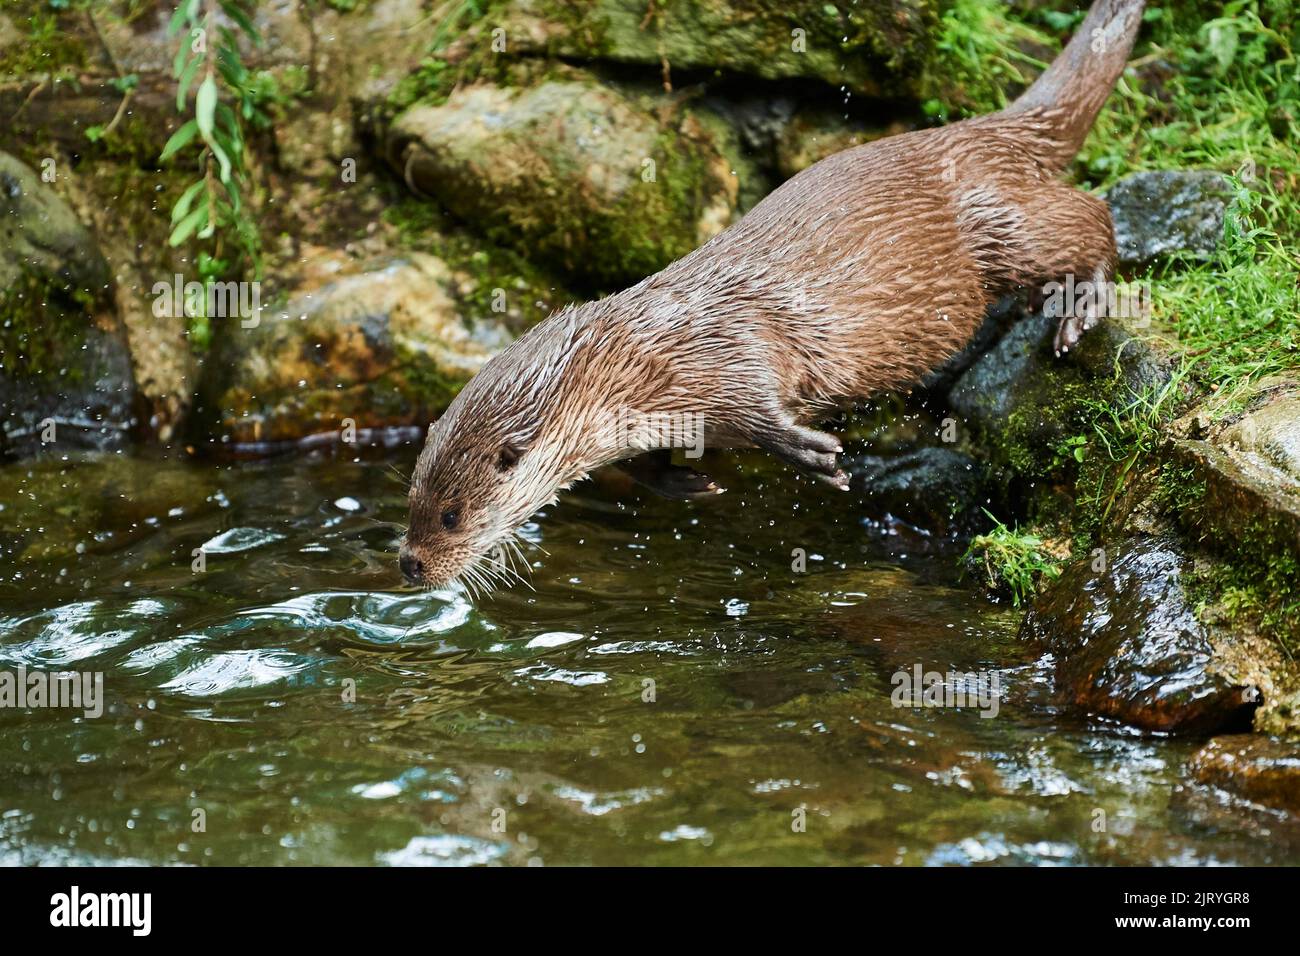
398, 313, 597, 591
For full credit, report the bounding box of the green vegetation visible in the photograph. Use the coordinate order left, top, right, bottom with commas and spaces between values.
1081, 2, 1299, 399
158, 0, 267, 289
943, 1, 1298, 625
385, 0, 497, 115
963, 511, 1064, 607
922, 0, 1054, 120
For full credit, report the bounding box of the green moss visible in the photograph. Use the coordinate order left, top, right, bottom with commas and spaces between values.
920, 0, 1054, 120
0, 273, 91, 383
384, 0, 510, 116
380, 197, 574, 329
0, 3, 87, 79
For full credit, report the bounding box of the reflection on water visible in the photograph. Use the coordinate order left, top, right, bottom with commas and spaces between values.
0, 447, 1296, 865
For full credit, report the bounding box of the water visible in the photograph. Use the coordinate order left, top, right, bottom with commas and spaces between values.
1, 445, 1295, 865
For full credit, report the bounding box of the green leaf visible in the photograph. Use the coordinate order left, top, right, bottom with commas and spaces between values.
169, 204, 208, 246
173, 37, 189, 78
171, 179, 206, 225
209, 136, 233, 184
158, 118, 199, 162
220, 1, 261, 44
176, 55, 201, 110
168, 0, 198, 38
1205, 21, 1239, 72
84, 124, 106, 143
195, 76, 218, 141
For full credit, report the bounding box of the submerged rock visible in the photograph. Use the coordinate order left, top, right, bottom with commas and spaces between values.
0, 152, 135, 458
494, 0, 942, 98
1189, 734, 1300, 816
1104, 170, 1232, 267
1021, 536, 1259, 733
385, 66, 748, 286
847, 447, 993, 544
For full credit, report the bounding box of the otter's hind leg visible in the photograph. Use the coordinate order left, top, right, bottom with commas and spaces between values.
1010, 185, 1117, 355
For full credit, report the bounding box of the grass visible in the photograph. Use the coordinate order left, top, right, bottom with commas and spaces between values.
1078, 1, 1300, 400
963, 511, 1064, 607
933, 1, 1298, 402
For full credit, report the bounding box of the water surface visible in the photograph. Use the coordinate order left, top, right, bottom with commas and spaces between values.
1, 445, 1294, 865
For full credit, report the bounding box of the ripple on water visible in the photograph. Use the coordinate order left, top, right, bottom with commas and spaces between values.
378, 834, 508, 867
232, 591, 473, 645
514, 664, 610, 687
158, 648, 312, 697
200, 527, 286, 553
0, 598, 175, 667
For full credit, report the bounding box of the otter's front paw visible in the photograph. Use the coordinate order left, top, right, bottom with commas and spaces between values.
755, 424, 849, 491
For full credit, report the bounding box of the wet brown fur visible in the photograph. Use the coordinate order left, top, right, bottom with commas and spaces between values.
402, 0, 1147, 590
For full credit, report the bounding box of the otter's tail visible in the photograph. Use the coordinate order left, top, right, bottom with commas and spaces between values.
1005, 0, 1146, 172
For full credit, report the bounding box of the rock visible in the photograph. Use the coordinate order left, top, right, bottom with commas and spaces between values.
847, 447, 994, 543
1020, 535, 1259, 733
775, 112, 903, 179
0, 151, 136, 458
0, 453, 219, 570
0, 151, 109, 296
386, 65, 746, 286
194, 250, 560, 451
1189, 734, 1300, 816
919, 295, 1018, 393
947, 310, 1177, 477
494, 0, 943, 99
1170, 387, 1300, 588
1103, 170, 1232, 267
947, 312, 1087, 476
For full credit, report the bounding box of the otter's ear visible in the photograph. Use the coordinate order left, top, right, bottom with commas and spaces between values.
497, 444, 522, 472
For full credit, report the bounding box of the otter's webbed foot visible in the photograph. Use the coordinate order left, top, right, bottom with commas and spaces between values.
752, 423, 849, 491
617, 450, 725, 500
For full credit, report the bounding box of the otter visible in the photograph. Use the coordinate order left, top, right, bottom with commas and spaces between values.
399, 0, 1147, 591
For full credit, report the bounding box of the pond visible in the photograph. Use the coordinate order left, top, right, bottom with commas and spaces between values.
0, 442, 1294, 865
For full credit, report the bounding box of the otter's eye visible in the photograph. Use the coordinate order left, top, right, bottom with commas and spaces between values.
441, 509, 460, 530
497, 445, 520, 471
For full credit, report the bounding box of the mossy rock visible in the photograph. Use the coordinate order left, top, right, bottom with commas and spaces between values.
495, 0, 945, 99
0, 151, 135, 458
385, 65, 752, 286
193, 250, 562, 451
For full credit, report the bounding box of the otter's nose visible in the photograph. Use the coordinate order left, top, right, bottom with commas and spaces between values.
399, 550, 424, 584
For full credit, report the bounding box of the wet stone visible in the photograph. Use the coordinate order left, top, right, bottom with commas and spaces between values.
1104, 170, 1232, 267
1020, 535, 1259, 733
1189, 734, 1300, 816
847, 447, 993, 545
